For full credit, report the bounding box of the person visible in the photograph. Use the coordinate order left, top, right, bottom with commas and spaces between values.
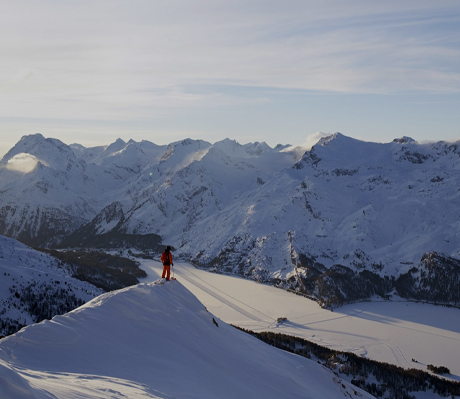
160, 246, 173, 281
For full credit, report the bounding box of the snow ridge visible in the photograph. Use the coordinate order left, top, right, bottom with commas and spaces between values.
0, 279, 373, 399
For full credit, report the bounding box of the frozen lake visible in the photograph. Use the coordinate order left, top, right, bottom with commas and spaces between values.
142, 259, 460, 380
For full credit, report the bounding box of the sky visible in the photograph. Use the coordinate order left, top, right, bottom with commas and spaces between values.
1, 0, 460, 159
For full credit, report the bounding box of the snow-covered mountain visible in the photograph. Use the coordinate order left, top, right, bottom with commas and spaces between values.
1, 133, 460, 307
0, 279, 374, 399
0, 234, 102, 337
0, 134, 126, 246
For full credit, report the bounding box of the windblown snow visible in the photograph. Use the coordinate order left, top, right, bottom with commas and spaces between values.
0, 280, 371, 399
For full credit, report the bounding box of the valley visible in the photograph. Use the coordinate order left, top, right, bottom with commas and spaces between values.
140, 259, 460, 380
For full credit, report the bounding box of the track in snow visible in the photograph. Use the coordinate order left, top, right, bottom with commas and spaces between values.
140, 259, 460, 379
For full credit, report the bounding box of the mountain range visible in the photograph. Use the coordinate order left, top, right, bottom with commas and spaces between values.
1, 133, 459, 307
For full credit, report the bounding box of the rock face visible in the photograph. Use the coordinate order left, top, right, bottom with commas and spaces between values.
1, 132, 460, 307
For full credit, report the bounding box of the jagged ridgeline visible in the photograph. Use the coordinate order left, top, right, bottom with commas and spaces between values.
1, 133, 460, 308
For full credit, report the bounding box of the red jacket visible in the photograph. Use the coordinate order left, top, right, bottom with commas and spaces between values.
161, 251, 173, 266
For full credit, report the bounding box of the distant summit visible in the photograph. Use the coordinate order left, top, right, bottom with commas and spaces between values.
1, 133, 460, 308
393, 136, 416, 144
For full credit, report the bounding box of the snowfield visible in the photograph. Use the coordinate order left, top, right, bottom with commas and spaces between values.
2, 131, 460, 398
2, 133, 460, 309
0, 278, 372, 399
141, 260, 460, 382
1, 247, 459, 398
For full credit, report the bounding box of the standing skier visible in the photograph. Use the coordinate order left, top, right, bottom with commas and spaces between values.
161, 246, 173, 281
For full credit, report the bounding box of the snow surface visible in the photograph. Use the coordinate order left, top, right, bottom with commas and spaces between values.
2, 131, 460, 397
1, 242, 459, 398
0, 278, 372, 399
141, 260, 460, 382
3, 133, 460, 282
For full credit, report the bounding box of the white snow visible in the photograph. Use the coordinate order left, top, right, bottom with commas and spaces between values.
0, 276, 372, 399
3, 133, 460, 280
1, 241, 459, 398
141, 260, 460, 382
2, 132, 460, 397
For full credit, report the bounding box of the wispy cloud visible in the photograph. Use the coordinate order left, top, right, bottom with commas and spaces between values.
0, 0, 459, 156
2, 1, 459, 94
4, 152, 44, 173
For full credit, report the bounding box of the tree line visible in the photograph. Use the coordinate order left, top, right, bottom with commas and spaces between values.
236, 327, 460, 399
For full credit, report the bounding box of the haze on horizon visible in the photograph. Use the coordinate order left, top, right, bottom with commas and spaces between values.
1, 0, 459, 159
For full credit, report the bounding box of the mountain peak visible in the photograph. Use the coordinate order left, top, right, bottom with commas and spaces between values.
20, 132, 45, 142
393, 136, 416, 144
315, 132, 347, 147
213, 138, 272, 158
274, 143, 291, 151
1, 134, 77, 172
105, 138, 127, 154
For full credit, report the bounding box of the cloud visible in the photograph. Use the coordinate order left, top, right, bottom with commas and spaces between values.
1, 0, 459, 149
283, 132, 333, 155
12, 68, 34, 83
2, 1, 459, 98
5, 153, 45, 174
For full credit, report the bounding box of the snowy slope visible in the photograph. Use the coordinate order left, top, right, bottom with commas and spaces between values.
0, 280, 374, 399
0, 234, 103, 336
292, 134, 460, 269
1, 133, 460, 306
143, 260, 460, 383
182, 133, 460, 269
0, 134, 120, 245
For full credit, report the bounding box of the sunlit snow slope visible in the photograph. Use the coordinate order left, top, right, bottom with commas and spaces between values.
0, 280, 373, 399
3, 133, 460, 307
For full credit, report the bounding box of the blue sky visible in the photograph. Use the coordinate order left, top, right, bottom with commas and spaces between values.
1, 0, 459, 157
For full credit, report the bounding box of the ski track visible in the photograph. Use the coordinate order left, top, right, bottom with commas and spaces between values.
278, 322, 414, 369
144, 261, 412, 367
141, 260, 460, 377
174, 264, 274, 324
384, 340, 412, 369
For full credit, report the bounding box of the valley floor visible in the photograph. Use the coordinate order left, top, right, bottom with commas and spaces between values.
141, 259, 460, 381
